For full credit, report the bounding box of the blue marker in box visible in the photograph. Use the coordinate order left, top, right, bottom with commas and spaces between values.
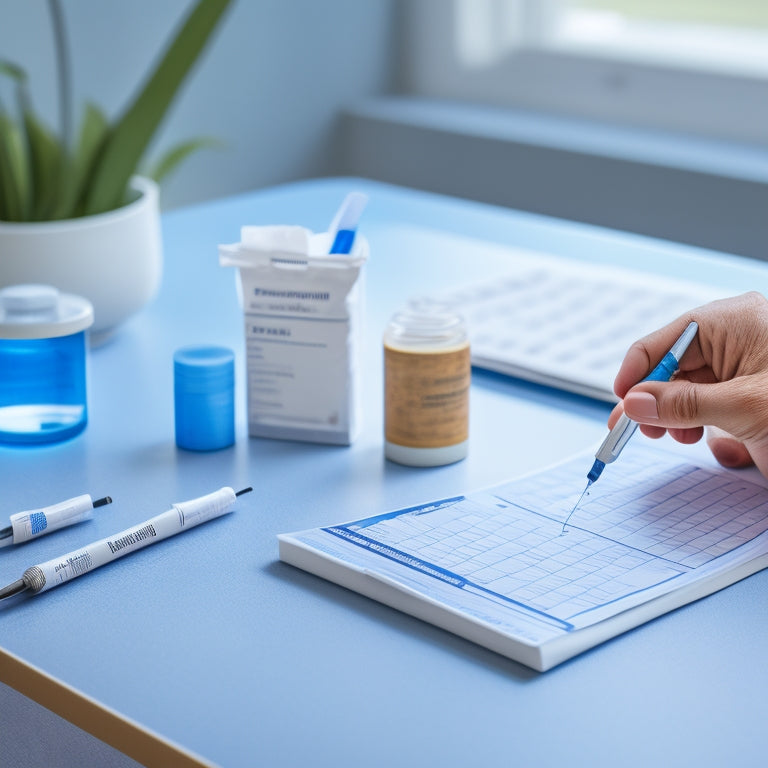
328, 192, 368, 254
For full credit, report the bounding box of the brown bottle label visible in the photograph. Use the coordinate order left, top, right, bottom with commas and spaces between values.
384, 344, 470, 449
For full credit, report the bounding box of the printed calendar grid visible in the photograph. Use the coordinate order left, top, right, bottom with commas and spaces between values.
340, 450, 768, 624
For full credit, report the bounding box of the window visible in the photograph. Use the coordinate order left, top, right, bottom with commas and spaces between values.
542, 1, 768, 76
402, 0, 768, 145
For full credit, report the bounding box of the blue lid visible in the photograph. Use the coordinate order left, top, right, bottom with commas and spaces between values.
174, 346, 235, 451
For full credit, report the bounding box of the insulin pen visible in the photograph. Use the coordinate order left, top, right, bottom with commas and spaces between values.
563, 321, 698, 532
0, 486, 252, 601
0, 494, 112, 548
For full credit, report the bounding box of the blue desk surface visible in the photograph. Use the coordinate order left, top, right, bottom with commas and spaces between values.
1, 178, 767, 768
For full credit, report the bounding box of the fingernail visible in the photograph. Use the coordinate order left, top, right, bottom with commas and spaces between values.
624, 391, 659, 421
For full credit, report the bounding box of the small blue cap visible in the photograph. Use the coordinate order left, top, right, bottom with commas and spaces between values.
174, 346, 235, 451
587, 459, 605, 484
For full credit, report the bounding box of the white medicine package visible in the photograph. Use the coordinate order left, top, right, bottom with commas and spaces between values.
219, 225, 368, 445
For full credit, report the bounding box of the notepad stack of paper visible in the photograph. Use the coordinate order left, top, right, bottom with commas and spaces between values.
279, 443, 768, 671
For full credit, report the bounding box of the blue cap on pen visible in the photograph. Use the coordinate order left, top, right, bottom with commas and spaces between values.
174, 346, 235, 451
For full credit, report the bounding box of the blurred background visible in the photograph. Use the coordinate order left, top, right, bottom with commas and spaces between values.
0, 2, 767, 766
1, 0, 766, 257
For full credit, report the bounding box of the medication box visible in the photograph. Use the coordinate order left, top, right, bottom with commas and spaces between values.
220, 226, 368, 445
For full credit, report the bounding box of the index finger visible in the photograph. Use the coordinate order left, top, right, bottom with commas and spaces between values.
614, 312, 705, 398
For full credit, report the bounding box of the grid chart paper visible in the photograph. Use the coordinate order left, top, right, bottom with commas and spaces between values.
436, 252, 725, 401
323, 446, 768, 631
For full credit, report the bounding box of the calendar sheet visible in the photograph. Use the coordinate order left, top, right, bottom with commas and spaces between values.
280, 442, 768, 668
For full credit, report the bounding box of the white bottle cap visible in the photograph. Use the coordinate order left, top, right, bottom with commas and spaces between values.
0, 284, 94, 339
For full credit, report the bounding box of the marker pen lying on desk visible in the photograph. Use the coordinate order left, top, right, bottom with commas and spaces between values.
562, 321, 698, 532
328, 191, 368, 254
0, 494, 112, 548
0, 486, 252, 600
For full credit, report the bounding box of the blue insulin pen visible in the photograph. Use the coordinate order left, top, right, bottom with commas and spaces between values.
587, 320, 699, 483
563, 321, 698, 531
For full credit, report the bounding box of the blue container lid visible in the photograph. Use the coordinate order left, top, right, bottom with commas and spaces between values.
174, 346, 235, 451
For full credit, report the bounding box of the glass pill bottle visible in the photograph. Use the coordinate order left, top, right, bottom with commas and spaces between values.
0, 284, 94, 445
384, 300, 470, 467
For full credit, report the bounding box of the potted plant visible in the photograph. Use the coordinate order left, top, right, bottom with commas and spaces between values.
0, 0, 232, 341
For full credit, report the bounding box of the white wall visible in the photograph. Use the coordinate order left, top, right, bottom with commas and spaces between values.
0, 0, 398, 209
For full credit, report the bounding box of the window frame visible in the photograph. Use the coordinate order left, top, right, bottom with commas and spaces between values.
401, 0, 768, 146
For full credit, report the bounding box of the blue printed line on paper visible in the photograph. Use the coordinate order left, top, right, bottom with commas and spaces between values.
324, 525, 574, 631
346, 497, 465, 530
566, 570, 684, 621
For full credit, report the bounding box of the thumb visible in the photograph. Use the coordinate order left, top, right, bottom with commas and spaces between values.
623, 378, 762, 443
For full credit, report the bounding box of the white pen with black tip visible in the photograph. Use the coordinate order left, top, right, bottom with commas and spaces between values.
0, 486, 252, 600
0, 494, 112, 548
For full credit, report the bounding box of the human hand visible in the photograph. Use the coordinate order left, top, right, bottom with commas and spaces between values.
608, 292, 768, 478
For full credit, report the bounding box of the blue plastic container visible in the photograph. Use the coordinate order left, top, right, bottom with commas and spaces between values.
0, 284, 94, 445
174, 346, 235, 451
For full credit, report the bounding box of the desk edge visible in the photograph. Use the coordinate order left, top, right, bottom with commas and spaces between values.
0, 646, 215, 768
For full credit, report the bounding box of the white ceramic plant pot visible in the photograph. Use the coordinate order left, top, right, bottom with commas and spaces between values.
0, 176, 162, 344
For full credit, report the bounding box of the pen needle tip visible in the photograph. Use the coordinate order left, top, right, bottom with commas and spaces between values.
561, 482, 590, 535
93, 496, 113, 508
235, 487, 253, 497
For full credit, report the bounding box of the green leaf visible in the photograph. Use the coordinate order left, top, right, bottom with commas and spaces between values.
0, 60, 37, 221
48, 0, 74, 154
84, 0, 232, 215
51, 102, 108, 219
0, 111, 32, 221
0, 60, 27, 86
23, 108, 63, 220
146, 136, 221, 186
